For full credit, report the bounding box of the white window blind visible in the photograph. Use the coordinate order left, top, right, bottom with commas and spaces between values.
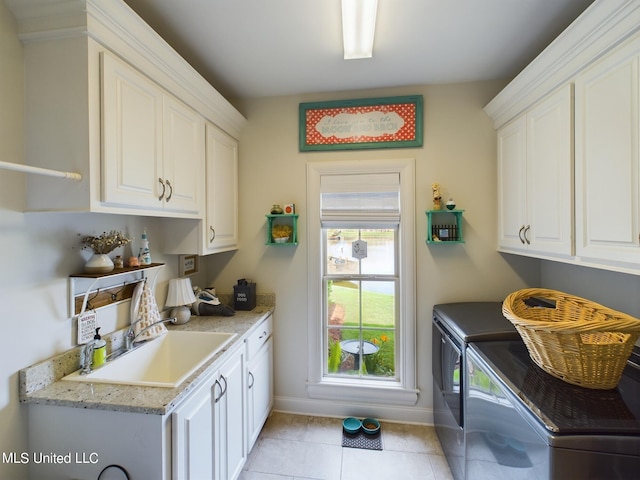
320, 173, 400, 226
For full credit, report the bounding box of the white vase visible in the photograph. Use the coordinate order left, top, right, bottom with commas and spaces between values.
84, 253, 115, 274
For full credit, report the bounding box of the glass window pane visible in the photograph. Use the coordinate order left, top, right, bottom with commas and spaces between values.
361, 281, 395, 329
326, 228, 396, 275
362, 329, 396, 378
360, 230, 395, 274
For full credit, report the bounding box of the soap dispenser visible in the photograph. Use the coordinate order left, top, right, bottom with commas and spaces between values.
138, 228, 152, 265
92, 327, 106, 368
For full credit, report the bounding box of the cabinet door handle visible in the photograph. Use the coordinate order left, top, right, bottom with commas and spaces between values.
259, 331, 267, 340
165, 179, 173, 202
524, 225, 531, 245
158, 178, 165, 201
219, 374, 228, 398
248, 371, 255, 389
210, 226, 216, 243
213, 379, 222, 403
518, 225, 526, 244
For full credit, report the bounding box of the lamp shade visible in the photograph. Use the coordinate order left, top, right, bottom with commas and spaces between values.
165, 277, 197, 308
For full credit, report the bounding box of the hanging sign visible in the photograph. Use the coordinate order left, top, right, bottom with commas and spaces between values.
352, 239, 368, 260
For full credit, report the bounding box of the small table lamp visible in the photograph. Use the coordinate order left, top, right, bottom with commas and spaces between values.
165, 277, 197, 324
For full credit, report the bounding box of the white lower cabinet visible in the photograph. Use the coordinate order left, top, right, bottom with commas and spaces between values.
246, 316, 274, 451
27, 317, 274, 480
247, 336, 274, 450
214, 342, 246, 480
172, 370, 217, 479
173, 342, 246, 480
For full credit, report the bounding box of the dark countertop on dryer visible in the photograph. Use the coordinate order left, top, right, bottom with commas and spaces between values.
433, 302, 520, 343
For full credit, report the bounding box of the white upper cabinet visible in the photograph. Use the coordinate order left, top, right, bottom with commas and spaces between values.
101, 52, 162, 210
102, 51, 204, 215
163, 122, 239, 255
497, 115, 528, 251
487, 1, 640, 274
498, 85, 573, 258
8, 0, 245, 218
574, 37, 640, 266
161, 95, 205, 214
206, 123, 239, 253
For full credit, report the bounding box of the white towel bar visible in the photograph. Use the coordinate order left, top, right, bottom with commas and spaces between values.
0, 160, 82, 181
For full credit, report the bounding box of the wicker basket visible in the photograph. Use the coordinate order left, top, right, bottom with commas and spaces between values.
502, 288, 640, 390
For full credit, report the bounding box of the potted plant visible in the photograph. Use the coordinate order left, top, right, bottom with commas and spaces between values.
80, 230, 131, 273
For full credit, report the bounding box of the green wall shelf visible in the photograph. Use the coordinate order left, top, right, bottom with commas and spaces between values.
265, 214, 299, 246
426, 209, 465, 244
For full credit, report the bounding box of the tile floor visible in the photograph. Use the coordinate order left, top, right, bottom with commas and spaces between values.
240, 412, 454, 480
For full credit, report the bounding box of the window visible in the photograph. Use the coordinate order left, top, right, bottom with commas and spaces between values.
325, 228, 398, 380
307, 159, 417, 405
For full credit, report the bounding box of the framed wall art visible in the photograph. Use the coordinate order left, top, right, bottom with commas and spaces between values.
299, 95, 423, 151
179, 254, 199, 276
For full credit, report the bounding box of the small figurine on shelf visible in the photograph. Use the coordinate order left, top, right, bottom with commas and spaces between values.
270, 204, 283, 214
432, 183, 442, 210
446, 198, 456, 210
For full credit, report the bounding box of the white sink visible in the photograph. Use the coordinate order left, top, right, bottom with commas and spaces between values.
63, 331, 236, 388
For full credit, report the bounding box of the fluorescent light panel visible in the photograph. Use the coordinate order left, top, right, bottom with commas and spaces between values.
342, 0, 378, 59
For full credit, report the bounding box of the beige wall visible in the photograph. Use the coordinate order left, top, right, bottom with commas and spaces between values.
206, 83, 541, 421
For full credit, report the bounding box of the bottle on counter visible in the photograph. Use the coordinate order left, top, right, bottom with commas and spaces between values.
92, 327, 106, 368
138, 228, 152, 265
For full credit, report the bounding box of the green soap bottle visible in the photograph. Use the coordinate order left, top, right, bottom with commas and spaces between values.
92, 327, 106, 368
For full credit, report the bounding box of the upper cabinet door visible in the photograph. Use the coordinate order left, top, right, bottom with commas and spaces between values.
575, 38, 640, 265
497, 115, 528, 251
205, 123, 239, 253
526, 84, 574, 257
497, 85, 573, 258
163, 96, 205, 215
101, 52, 163, 209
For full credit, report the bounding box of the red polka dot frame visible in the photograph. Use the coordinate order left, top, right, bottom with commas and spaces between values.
299, 95, 423, 151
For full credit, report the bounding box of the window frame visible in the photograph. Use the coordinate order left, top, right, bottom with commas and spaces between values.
306, 159, 417, 405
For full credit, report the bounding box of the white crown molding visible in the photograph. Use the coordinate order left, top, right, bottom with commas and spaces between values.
5, 0, 247, 139
484, 0, 640, 129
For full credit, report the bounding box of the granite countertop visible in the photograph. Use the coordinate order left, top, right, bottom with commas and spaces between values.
19, 299, 274, 416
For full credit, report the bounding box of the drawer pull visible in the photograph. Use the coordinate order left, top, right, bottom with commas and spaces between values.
248, 371, 255, 389
259, 331, 267, 340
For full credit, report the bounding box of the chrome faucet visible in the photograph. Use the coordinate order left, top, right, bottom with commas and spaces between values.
125, 317, 178, 350
80, 339, 98, 375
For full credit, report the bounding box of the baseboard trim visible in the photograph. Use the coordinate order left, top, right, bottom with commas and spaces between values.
273, 395, 434, 425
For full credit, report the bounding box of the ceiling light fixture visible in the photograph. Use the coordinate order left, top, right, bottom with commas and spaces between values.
341, 0, 378, 60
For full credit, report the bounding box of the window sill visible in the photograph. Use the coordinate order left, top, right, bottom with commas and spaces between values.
307, 379, 419, 406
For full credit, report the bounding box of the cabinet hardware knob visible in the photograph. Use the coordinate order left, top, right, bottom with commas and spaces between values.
158, 178, 165, 201
259, 331, 267, 339
210, 226, 216, 243
165, 179, 173, 202
248, 371, 255, 389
